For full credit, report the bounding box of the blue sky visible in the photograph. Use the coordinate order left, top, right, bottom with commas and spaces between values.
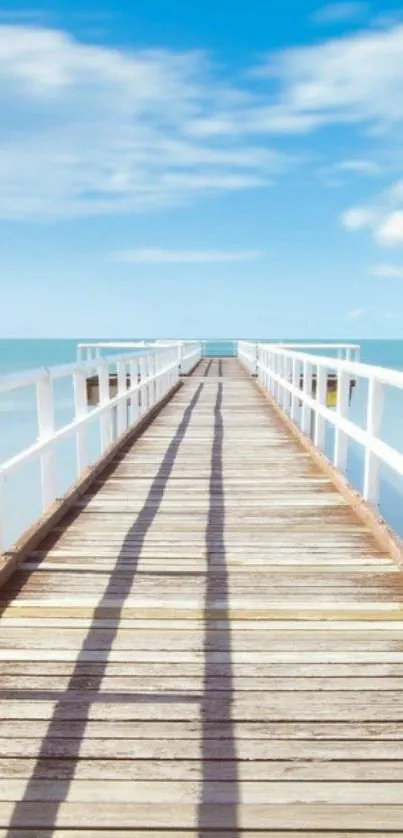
1, 0, 403, 337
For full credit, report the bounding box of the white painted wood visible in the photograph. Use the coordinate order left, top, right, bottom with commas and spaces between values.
73, 369, 89, 475
285, 357, 292, 414
98, 361, 111, 454
0, 343, 188, 551
238, 341, 258, 374
291, 358, 299, 422
116, 361, 128, 436
129, 359, 139, 426
0, 473, 4, 554
363, 378, 384, 505
301, 361, 312, 436
314, 366, 327, 450
252, 342, 403, 508
334, 370, 350, 473
36, 376, 56, 510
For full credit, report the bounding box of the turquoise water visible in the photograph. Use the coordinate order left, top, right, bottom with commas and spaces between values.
0, 338, 402, 548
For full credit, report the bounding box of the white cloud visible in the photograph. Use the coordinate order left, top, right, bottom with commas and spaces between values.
371, 263, 403, 277
338, 159, 381, 175
341, 181, 403, 245
111, 248, 262, 263
376, 212, 403, 245
0, 25, 284, 220
340, 207, 374, 230
346, 307, 368, 319
311, 3, 368, 25
241, 23, 403, 138
4, 21, 403, 220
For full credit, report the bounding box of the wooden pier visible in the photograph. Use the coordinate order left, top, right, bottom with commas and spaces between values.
1, 356, 403, 833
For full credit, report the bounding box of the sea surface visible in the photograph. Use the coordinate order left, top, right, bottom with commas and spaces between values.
0, 338, 402, 549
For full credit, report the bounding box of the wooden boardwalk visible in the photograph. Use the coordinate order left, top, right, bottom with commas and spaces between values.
1, 357, 403, 834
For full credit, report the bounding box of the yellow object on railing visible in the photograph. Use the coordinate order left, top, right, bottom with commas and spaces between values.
326, 389, 338, 408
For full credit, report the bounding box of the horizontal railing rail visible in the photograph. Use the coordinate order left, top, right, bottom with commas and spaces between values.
249, 341, 403, 508
275, 343, 361, 362
237, 341, 361, 375
0, 342, 197, 552
77, 340, 202, 374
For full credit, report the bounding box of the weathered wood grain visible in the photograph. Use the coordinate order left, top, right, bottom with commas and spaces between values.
1, 357, 403, 831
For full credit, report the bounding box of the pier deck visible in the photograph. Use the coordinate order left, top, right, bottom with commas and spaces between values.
1, 357, 403, 834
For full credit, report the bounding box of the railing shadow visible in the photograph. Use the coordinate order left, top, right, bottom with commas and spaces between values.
198, 380, 239, 833
2, 382, 204, 834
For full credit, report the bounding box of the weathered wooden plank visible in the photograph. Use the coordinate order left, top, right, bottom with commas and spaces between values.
2, 778, 403, 804
2, 802, 403, 829
2, 692, 403, 720
3, 660, 403, 676
6, 649, 403, 662
4, 737, 403, 759
0, 757, 403, 781
0, 833, 401, 838
3, 675, 403, 691
2, 719, 403, 740
1, 358, 403, 833
6, 629, 403, 651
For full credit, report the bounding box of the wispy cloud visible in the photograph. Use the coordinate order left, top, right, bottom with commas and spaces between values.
4, 21, 403, 220
0, 25, 283, 220
311, 2, 368, 26
340, 207, 375, 230
341, 180, 403, 245
337, 159, 381, 175
217, 23, 403, 139
376, 212, 403, 245
318, 158, 382, 188
111, 248, 262, 264
346, 307, 368, 320
371, 264, 403, 277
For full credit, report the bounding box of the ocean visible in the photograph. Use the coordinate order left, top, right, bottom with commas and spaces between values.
0, 338, 402, 549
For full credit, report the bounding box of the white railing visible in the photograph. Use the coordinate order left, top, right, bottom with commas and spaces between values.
238, 341, 259, 374
178, 341, 203, 374
275, 343, 361, 362
253, 341, 403, 508
77, 342, 149, 362
78, 341, 202, 375
0, 344, 184, 552
237, 342, 360, 376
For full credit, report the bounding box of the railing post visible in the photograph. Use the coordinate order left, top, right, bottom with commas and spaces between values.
140, 355, 148, 415
278, 355, 285, 408
258, 345, 264, 387
36, 374, 56, 510
98, 361, 111, 452
152, 353, 158, 402
0, 472, 5, 554
284, 357, 292, 414
363, 378, 383, 505
129, 358, 139, 426
270, 351, 275, 394
73, 368, 89, 476
274, 353, 279, 397
117, 360, 128, 436
314, 366, 327, 450
334, 370, 350, 472
301, 360, 312, 435
291, 357, 299, 421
